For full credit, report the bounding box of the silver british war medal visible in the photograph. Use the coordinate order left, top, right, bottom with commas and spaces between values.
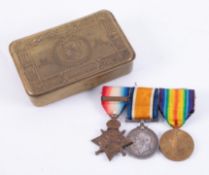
125, 87, 159, 158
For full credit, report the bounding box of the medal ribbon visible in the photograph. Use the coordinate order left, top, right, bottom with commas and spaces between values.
127, 87, 159, 121
159, 88, 195, 128
101, 86, 130, 117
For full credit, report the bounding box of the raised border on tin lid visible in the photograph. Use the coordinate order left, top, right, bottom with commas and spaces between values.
9, 10, 135, 97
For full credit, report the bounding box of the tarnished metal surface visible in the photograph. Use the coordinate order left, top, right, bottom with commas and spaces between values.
126, 123, 158, 158
160, 129, 194, 161
92, 118, 132, 161
9, 10, 135, 106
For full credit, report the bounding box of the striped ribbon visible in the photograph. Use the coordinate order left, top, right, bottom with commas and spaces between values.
127, 87, 159, 121
101, 86, 130, 117
159, 89, 195, 128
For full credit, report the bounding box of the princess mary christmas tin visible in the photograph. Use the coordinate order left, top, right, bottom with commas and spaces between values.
9, 10, 135, 106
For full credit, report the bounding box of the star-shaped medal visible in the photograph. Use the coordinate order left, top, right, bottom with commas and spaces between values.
92, 118, 132, 160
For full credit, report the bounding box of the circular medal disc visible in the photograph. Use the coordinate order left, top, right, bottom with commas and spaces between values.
126, 124, 158, 158
160, 129, 194, 161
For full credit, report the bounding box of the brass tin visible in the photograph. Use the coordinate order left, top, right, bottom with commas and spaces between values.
9, 10, 135, 106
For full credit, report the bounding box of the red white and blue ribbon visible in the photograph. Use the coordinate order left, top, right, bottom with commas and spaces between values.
101, 86, 130, 117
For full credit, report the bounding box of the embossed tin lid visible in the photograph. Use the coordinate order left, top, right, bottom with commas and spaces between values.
9, 10, 135, 98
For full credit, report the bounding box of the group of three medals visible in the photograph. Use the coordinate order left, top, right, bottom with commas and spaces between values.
92, 86, 195, 161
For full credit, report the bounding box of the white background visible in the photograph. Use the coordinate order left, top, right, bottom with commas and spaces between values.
0, 0, 209, 175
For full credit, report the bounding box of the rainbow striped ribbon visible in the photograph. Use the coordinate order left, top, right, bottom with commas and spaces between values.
102, 86, 130, 117
159, 89, 195, 128
127, 87, 159, 121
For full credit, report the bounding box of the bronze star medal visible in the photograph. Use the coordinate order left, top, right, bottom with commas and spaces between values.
92, 117, 132, 160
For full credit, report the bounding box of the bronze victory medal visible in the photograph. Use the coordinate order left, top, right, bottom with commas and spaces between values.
160, 129, 194, 161
126, 123, 158, 158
